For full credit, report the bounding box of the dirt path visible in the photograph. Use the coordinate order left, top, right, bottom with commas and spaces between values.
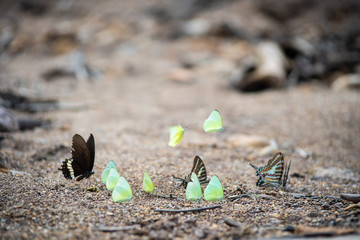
1, 0, 359, 239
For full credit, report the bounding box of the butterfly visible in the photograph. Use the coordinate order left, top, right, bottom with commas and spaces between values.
168, 125, 185, 147
204, 175, 224, 201
112, 176, 133, 203
101, 160, 117, 184
143, 171, 155, 194
203, 109, 224, 132
59, 133, 95, 181
173, 155, 208, 187
249, 152, 291, 188
185, 172, 202, 201
106, 168, 120, 191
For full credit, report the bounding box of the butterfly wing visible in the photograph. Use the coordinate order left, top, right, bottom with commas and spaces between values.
185, 173, 202, 201
251, 152, 284, 187
204, 175, 224, 201
86, 133, 95, 173
106, 168, 120, 191
203, 109, 223, 132
143, 171, 155, 194
70, 134, 94, 180
191, 155, 207, 184
101, 160, 117, 184
112, 177, 133, 202
282, 159, 291, 187
168, 125, 185, 147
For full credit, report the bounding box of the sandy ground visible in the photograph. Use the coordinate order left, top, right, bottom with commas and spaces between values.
1, 0, 359, 239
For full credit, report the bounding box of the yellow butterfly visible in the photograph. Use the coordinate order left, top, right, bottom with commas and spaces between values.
112, 177, 132, 203
143, 171, 155, 194
203, 110, 223, 132
168, 125, 185, 147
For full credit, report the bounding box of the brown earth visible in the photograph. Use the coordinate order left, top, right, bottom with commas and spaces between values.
0, 0, 359, 239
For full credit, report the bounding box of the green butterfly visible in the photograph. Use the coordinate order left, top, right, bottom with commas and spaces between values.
101, 160, 117, 184
168, 125, 185, 147
204, 175, 224, 201
143, 171, 155, 194
112, 176, 133, 203
106, 168, 120, 191
185, 172, 202, 201
203, 109, 223, 132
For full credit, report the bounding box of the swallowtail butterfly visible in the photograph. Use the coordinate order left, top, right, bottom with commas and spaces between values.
59, 133, 95, 181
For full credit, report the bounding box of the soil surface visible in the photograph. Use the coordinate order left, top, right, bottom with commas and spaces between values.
1, 0, 359, 239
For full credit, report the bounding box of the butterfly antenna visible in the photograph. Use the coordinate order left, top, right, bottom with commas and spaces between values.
248, 162, 258, 170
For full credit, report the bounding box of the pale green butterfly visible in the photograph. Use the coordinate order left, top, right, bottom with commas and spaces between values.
185, 172, 202, 201
203, 109, 223, 132
204, 175, 224, 201
101, 160, 117, 184
106, 168, 120, 191
112, 176, 132, 203
168, 125, 185, 147
143, 171, 155, 194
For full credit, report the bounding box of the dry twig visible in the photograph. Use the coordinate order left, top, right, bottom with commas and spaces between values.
155, 205, 221, 213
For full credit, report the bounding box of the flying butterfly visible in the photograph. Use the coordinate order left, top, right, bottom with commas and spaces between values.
249, 152, 290, 188
173, 155, 208, 187
58, 133, 95, 181
203, 109, 224, 132
168, 125, 185, 147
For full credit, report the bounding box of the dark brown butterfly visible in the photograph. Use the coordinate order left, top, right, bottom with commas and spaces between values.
249, 152, 291, 188
173, 155, 208, 187
59, 133, 95, 181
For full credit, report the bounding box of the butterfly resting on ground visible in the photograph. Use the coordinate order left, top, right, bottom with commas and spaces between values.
173, 155, 208, 187
249, 152, 291, 188
59, 133, 95, 181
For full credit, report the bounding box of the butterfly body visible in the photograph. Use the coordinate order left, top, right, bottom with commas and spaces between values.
249, 152, 291, 188
59, 133, 95, 181
173, 156, 207, 187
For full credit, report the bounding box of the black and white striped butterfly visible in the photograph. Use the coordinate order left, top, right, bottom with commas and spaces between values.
59, 133, 95, 181
173, 155, 208, 187
249, 152, 291, 188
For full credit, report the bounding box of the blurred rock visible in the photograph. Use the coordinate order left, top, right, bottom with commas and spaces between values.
331, 74, 360, 91
230, 41, 287, 92
0, 106, 19, 132
313, 167, 359, 181
167, 68, 195, 84
226, 134, 269, 148
340, 193, 360, 203
180, 18, 211, 36
257, 139, 279, 156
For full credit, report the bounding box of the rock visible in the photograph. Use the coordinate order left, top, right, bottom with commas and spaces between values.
0, 106, 19, 132
181, 18, 211, 36
167, 68, 194, 84
340, 194, 360, 203
226, 134, 269, 148
230, 41, 287, 92
313, 167, 359, 181
331, 74, 360, 92
257, 139, 279, 156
